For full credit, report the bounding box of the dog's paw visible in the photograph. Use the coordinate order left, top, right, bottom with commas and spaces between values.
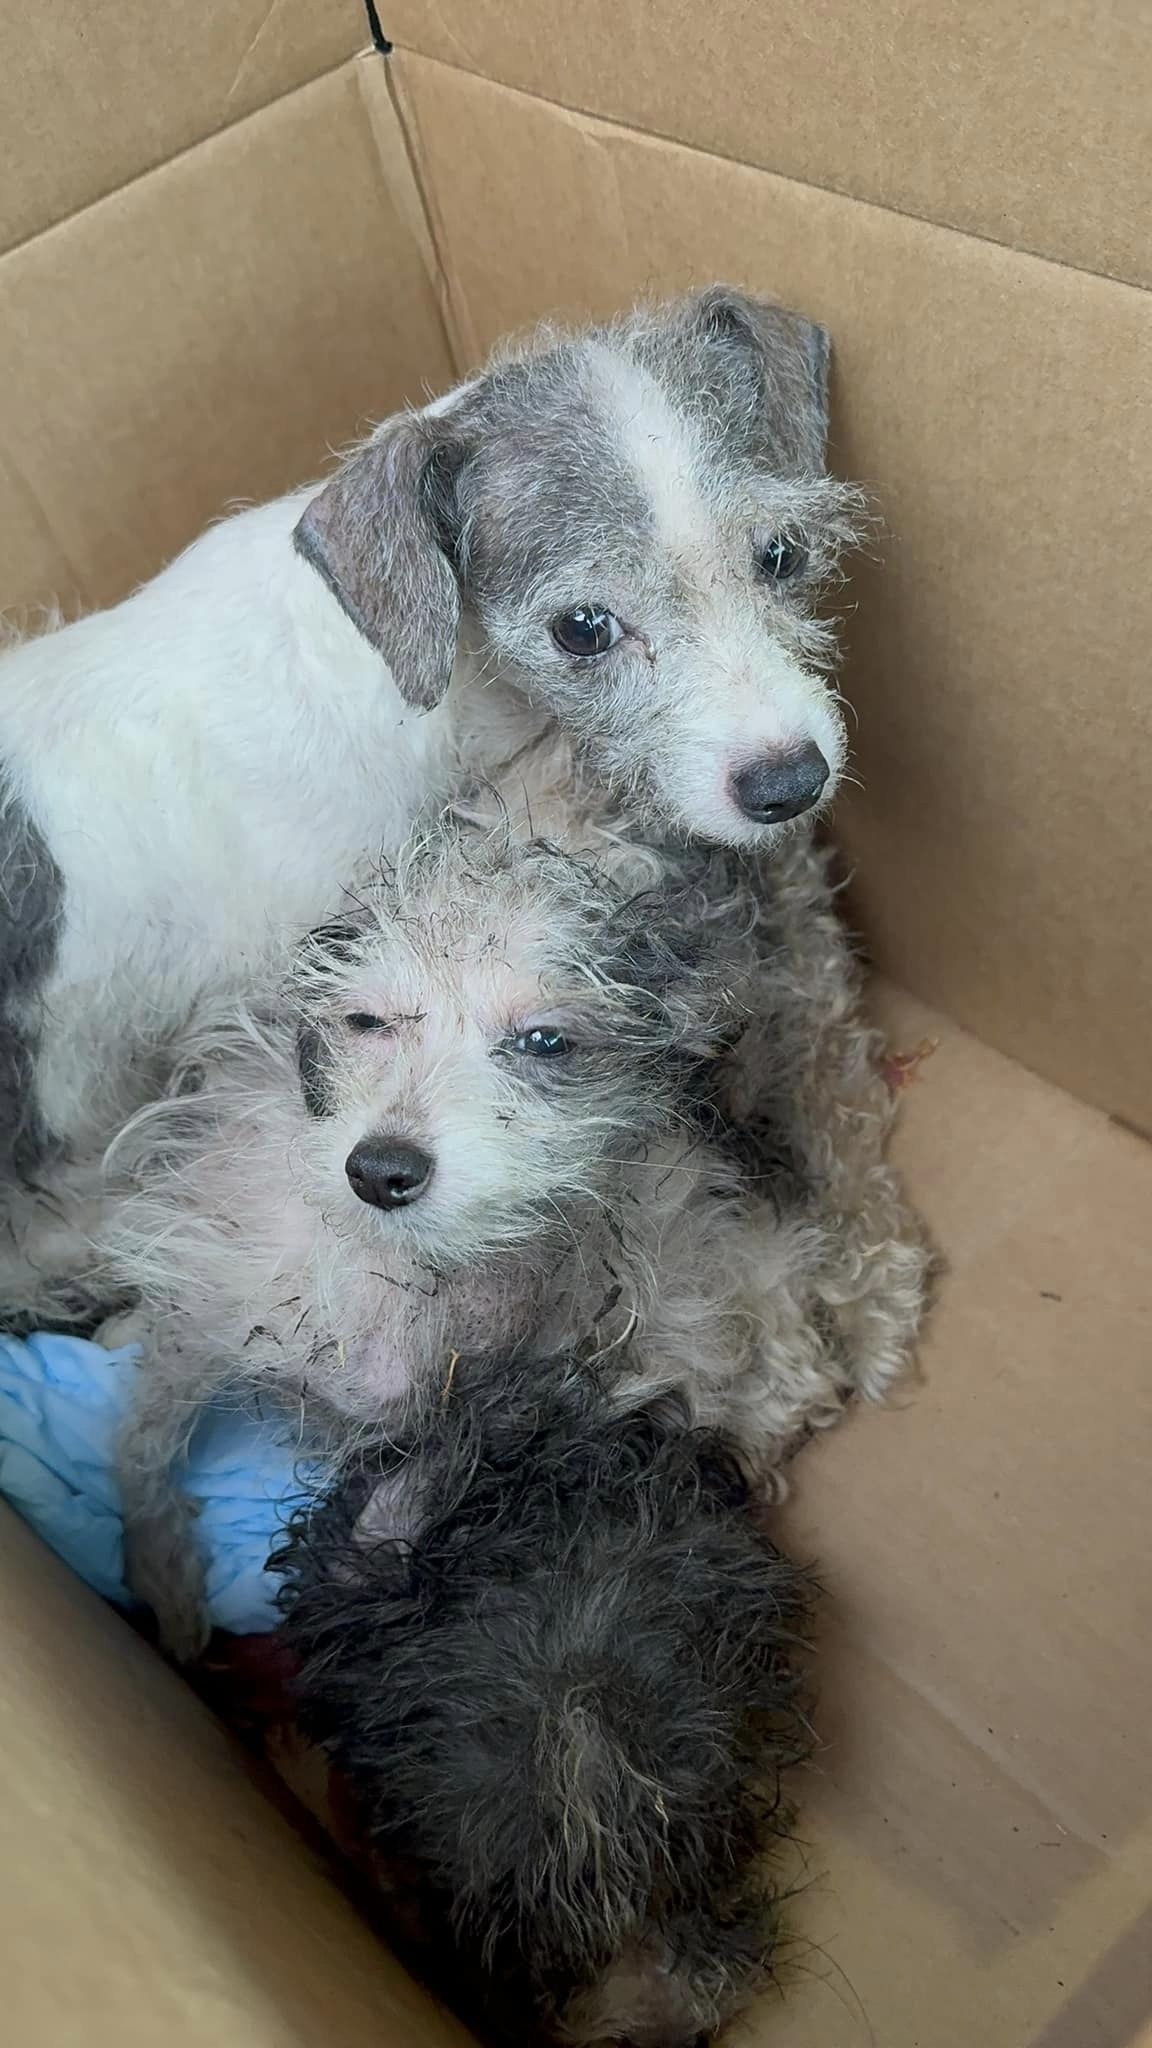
153, 1594, 213, 1667
124, 1507, 211, 1665
97, 1306, 150, 1351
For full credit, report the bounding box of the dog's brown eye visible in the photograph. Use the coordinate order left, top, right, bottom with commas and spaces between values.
346, 1012, 391, 1034
758, 536, 807, 581
511, 1027, 573, 1058
550, 606, 622, 658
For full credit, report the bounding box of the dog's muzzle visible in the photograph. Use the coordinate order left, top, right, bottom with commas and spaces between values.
730, 741, 829, 824
345, 1137, 434, 1209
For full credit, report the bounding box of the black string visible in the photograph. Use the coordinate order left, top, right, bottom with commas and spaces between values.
361, 0, 392, 55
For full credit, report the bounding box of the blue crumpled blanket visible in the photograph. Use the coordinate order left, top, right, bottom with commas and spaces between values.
0, 1333, 323, 1634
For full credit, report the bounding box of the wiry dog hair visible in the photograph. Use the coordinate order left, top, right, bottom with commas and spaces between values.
100, 730, 927, 1658
99, 822, 753, 1656
680, 826, 929, 1412
103, 824, 736, 1405
272, 1350, 814, 2048
284, 819, 730, 1276
445, 733, 929, 1423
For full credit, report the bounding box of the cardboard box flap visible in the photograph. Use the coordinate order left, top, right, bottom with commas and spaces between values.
384, 2, 1152, 289
768, 984, 1152, 2046
391, 51, 1152, 1135
0, 60, 453, 618
0, 0, 368, 256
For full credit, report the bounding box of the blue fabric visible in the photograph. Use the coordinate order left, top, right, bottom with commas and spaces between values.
0, 1333, 323, 1634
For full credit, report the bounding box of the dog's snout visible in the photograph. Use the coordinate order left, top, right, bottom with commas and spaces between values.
345, 1138, 434, 1210
730, 741, 829, 825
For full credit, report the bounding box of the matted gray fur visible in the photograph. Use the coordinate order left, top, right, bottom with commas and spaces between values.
272, 1350, 814, 2048
100, 733, 926, 1660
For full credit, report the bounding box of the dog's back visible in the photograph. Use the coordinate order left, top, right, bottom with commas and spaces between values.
0, 494, 438, 1162
1, 284, 859, 1182
274, 1354, 813, 2047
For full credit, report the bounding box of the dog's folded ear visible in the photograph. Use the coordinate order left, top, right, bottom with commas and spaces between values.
289, 907, 376, 994
295, 1020, 335, 1120
294, 414, 466, 710
600, 897, 733, 1054
687, 284, 832, 473
296, 910, 375, 962
602, 898, 705, 1001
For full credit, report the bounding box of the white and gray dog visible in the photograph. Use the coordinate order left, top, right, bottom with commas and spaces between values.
0, 285, 862, 1320
101, 738, 925, 1659
272, 1350, 814, 2048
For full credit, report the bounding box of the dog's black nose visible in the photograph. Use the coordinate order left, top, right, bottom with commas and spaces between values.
730, 742, 829, 824
345, 1138, 434, 1209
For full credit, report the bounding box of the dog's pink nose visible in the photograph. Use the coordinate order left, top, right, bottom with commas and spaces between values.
346, 1138, 434, 1209
730, 742, 829, 824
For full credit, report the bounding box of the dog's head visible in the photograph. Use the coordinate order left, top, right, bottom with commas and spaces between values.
288, 832, 731, 1270
295, 286, 863, 849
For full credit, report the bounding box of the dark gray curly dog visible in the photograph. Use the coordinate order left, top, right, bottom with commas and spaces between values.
272, 1349, 814, 2048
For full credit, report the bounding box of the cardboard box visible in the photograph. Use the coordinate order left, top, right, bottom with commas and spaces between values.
2, 5, 1149, 2043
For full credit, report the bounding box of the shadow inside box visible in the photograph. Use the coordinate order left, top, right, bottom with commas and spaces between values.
777, 1567, 1125, 1970
191, 1629, 502, 2042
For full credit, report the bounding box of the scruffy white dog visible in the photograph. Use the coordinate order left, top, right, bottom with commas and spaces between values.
102, 737, 925, 1658
0, 286, 862, 1319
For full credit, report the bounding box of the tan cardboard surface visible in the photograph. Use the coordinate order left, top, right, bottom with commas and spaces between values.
766, 981, 1152, 2047
0, 0, 368, 255
386, 0, 1152, 288
393, 50, 1152, 1135
0, 1504, 471, 2048
0, 62, 453, 617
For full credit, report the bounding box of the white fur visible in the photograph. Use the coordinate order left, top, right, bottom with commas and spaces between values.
0, 296, 865, 1323
0, 491, 457, 1147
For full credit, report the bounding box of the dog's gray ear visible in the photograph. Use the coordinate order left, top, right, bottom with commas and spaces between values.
294, 418, 463, 709
602, 896, 705, 999
690, 285, 831, 472
298, 911, 374, 961
295, 1021, 334, 1119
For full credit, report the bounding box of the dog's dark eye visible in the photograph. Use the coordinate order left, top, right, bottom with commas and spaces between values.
757, 535, 807, 582
510, 1027, 573, 1058
550, 606, 622, 658
345, 1012, 391, 1034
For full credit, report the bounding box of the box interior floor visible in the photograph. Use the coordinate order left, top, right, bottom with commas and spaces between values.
1, 6, 1149, 2045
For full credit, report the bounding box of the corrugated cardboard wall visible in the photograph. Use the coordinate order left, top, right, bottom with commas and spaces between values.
385, 0, 1152, 288
0, 4, 1149, 1133
0, 3, 452, 615
0, 5, 367, 254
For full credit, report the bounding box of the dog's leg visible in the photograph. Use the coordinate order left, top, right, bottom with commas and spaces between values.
721, 830, 930, 1403
605, 1159, 838, 1474
104, 1310, 216, 1663
0, 1153, 117, 1332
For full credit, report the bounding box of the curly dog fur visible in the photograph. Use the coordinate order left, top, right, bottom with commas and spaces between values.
272, 1349, 814, 2048
98, 732, 925, 1657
